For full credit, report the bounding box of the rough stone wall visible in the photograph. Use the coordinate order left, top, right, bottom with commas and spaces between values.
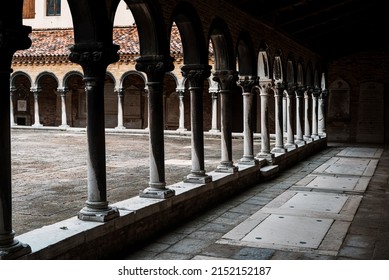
327, 51, 389, 144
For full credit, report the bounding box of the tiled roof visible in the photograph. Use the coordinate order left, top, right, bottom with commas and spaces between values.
14, 25, 183, 58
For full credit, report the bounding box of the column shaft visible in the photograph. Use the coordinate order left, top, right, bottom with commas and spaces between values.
209, 91, 220, 132
257, 80, 274, 161
285, 88, 297, 150
115, 88, 125, 130
271, 83, 286, 153
136, 55, 175, 198
32, 88, 42, 127
10, 89, 17, 126
213, 70, 238, 173
58, 88, 69, 128
304, 89, 312, 141
311, 90, 320, 139
176, 89, 187, 132
295, 87, 305, 145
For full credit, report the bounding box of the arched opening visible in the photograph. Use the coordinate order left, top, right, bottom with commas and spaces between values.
35, 73, 59, 126
11, 73, 32, 126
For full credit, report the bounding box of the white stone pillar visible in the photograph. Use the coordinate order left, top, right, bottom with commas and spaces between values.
58, 88, 69, 128
295, 86, 305, 145
115, 88, 125, 130
283, 92, 287, 134
32, 88, 43, 127
176, 89, 187, 132
304, 89, 312, 141
10, 87, 17, 126
256, 79, 274, 161
271, 82, 286, 153
237, 75, 258, 166
311, 89, 320, 139
209, 80, 220, 133
285, 88, 297, 150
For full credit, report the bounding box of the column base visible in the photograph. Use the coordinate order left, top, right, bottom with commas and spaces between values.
78, 202, 119, 222
59, 124, 70, 129
176, 128, 187, 132
311, 134, 321, 140
32, 123, 43, 128
304, 136, 313, 142
215, 162, 238, 173
115, 126, 126, 130
0, 233, 31, 260
295, 139, 306, 146
285, 143, 298, 151
139, 187, 175, 199
271, 147, 287, 154
208, 129, 220, 133
256, 152, 275, 164
238, 157, 259, 166
184, 173, 212, 184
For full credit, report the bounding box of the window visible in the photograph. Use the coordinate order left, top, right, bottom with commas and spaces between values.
23, 0, 35, 19
47, 0, 61, 16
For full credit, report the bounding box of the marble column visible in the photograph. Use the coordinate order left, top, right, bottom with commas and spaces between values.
311, 88, 321, 140
58, 87, 70, 128
136, 55, 175, 198
31, 88, 43, 127
295, 86, 306, 145
0, 24, 32, 259
237, 75, 259, 166
304, 88, 313, 141
209, 83, 220, 133
10, 87, 17, 126
176, 88, 187, 132
115, 87, 125, 130
69, 43, 120, 221
285, 87, 297, 150
271, 82, 286, 153
256, 79, 274, 161
283, 92, 287, 134
318, 76, 328, 137
181, 64, 212, 183
213, 70, 238, 173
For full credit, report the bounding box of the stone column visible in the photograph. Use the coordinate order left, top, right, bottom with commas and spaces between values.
31, 88, 43, 127
209, 82, 220, 133
311, 88, 320, 140
295, 86, 306, 145
176, 88, 187, 132
285, 87, 297, 150
318, 89, 328, 136
237, 75, 259, 166
213, 70, 238, 173
304, 88, 313, 141
271, 82, 286, 153
256, 79, 274, 161
143, 87, 149, 130
10, 87, 17, 126
69, 43, 120, 222
0, 24, 32, 259
181, 64, 212, 183
282, 92, 287, 134
136, 55, 175, 198
115, 87, 125, 130
58, 87, 69, 128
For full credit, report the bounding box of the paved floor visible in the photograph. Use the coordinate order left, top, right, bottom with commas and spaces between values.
10, 128, 389, 259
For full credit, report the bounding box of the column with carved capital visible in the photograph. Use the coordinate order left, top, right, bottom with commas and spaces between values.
181, 64, 212, 183
0, 23, 32, 259
58, 87, 69, 128
304, 88, 313, 141
271, 82, 286, 153
237, 76, 259, 166
136, 55, 175, 198
69, 43, 119, 221
285, 87, 297, 150
31, 88, 43, 127
209, 87, 220, 133
256, 79, 274, 161
295, 86, 306, 145
10, 87, 17, 126
176, 88, 187, 132
311, 88, 321, 140
115, 87, 125, 130
213, 70, 238, 173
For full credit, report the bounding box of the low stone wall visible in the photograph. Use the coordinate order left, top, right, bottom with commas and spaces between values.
17, 138, 327, 259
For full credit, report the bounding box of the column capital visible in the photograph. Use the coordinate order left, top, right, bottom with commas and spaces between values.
31, 87, 42, 95
136, 55, 174, 83
295, 84, 306, 98
212, 70, 238, 91
181, 64, 211, 88
68, 43, 120, 77
114, 87, 125, 96
57, 87, 69, 96
237, 75, 258, 93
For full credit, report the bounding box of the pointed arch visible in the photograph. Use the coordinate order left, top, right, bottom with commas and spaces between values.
257, 41, 271, 80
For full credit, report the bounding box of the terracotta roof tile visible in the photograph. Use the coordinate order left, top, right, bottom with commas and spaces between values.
14, 25, 183, 58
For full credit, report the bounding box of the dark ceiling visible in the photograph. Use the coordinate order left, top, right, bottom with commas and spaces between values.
227, 0, 389, 60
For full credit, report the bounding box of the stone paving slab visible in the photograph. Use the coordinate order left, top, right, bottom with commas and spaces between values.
313, 157, 378, 176
336, 147, 384, 158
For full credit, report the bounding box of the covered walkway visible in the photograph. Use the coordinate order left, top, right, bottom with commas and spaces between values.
11, 129, 389, 260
